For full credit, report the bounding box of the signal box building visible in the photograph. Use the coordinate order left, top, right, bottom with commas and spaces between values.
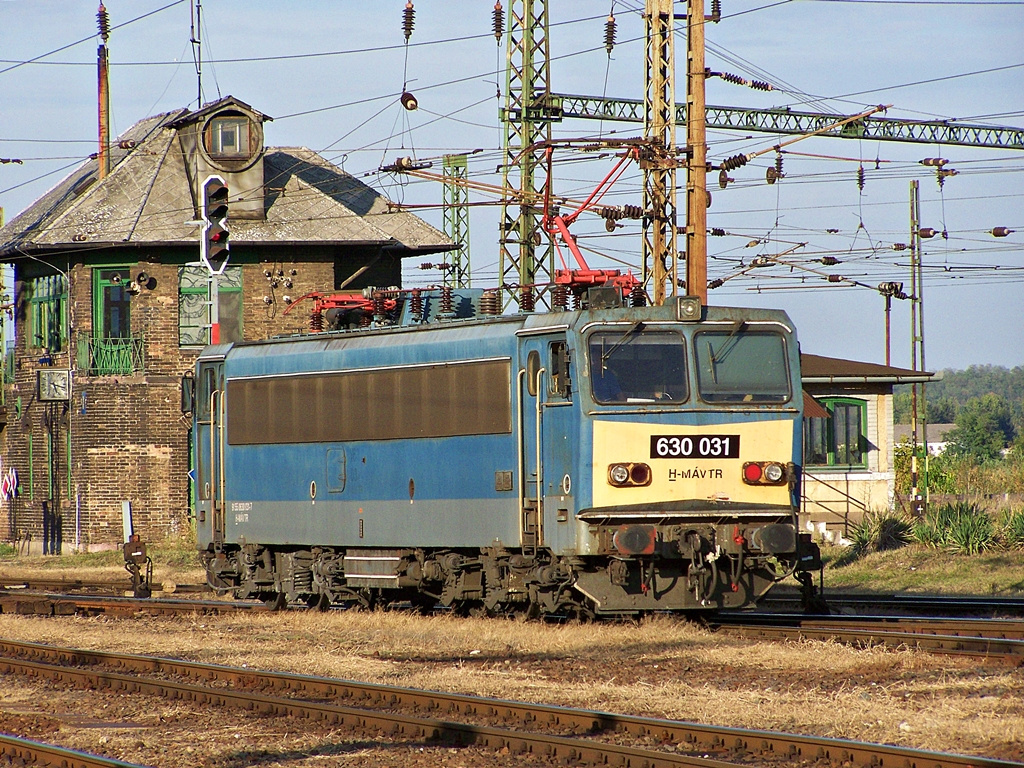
800, 353, 934, 539
0, 96, 451, 553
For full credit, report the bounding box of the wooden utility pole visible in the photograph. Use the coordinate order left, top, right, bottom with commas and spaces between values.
685, 0, 708, 303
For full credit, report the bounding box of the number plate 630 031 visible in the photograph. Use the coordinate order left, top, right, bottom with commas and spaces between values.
650, 435, 741, 459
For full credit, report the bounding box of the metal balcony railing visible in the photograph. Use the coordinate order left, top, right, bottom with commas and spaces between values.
77, 335, 145, 376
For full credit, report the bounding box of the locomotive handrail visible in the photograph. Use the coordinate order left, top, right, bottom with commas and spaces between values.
535, 366, 546, 550
516, 368, 526, 545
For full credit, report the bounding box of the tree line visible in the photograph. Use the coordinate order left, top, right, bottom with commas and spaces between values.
893, 365, 1024, 463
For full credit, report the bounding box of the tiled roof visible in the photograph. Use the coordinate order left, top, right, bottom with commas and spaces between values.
801, 353, 934, 383
0, 107, 451, 256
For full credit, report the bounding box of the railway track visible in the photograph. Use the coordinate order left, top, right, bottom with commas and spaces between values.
0, 733, 148, 768
765, 588, 1024, 617
0, 638, 1019, 768
713, 612, 1024, 660
0, 591, 257, 617
6, 588, 1024, 662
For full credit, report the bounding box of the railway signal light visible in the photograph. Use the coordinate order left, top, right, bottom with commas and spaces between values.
200, 175, 230, 274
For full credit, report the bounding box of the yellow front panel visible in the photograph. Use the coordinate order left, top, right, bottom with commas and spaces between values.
592, 419, 793, 508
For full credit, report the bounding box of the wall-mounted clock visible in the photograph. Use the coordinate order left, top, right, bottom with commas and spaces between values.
38, 369, 71, 401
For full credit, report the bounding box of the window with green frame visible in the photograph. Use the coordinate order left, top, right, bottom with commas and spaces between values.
178, 265, 243, 346
29, 275, 67, 351
804, 397, 867, 468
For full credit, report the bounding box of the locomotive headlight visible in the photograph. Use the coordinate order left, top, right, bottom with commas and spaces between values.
609, 464, 631, 486
608, 462, 652, 487
742, 461, 788, 486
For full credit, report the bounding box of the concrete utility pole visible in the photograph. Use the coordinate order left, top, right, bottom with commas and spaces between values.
908, 180, 928, 516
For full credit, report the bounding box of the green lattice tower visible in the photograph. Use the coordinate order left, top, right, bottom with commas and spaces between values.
442, 154, 471, 289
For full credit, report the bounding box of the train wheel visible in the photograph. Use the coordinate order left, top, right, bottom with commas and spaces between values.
305, 593, 330, 611
264, 592, 287, 611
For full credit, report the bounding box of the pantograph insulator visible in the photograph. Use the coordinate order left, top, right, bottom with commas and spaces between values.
309, 310, 324, 332
749, 80, 773, 91
519, 287, 535, 313
630, 285, 646, 307
410, 289, 424, 319
493, 2, 504, 42
857, 165, 866, 191
97, 3, 110, 40
719, 154, 748, 171
820, 256, 840, 266
480, 289, 501, 315
604, 13, 617, 55
402, 1, 415, 42
551, 284, 569, 311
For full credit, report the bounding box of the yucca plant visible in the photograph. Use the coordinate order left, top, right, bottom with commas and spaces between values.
998, 508, 1024, 549
916, 502, 995, 555
849, 510, 912, 557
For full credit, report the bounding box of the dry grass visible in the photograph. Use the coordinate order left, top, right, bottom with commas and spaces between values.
0, 610, 1021, 760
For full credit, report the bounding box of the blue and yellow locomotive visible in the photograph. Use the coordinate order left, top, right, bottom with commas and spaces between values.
188, 289, 820, 616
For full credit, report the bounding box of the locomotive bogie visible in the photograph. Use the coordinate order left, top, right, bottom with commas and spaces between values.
191, 295, 817, 616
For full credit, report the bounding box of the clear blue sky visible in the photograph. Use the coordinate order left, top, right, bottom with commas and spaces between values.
2, 0, 1022, 371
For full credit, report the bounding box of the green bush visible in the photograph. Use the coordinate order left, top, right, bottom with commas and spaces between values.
849, 510, 912, 556
998, 508, 1024, 549
0, 542, 16, 559
913, 502, 995, 554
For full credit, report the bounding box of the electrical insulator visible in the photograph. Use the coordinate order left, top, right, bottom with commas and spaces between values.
827, 275, 843, 283
919, 228, 937, 239
920, 157, 948, 167
402, 1, 415, 42
991, 227, 1014, 237
720, 169, 733, 189
708, 278, 724, 289
410, 289, 424, 319
709, 228, 726, 237
891, 242, 907, 251
749, 80, 773, 91
720, 154, 748, 171
820, 256, 840, 266
493, 2, 504, 42
551, 284, 569, 311
519, 287, 535, 313
936, 167, 958, 189
480, 290, 500, 315
97, 3, 110, 41
826, 228, 839, 233
857, 165, 865, 191
630, 285, 646, 307
720, 72, 748, 86
710, 0, 722, 21
604, 13, 616, 55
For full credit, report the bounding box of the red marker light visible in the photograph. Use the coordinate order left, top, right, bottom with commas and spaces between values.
743, 463, 763, 483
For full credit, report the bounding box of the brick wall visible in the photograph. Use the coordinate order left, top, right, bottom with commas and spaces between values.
2, 246, 393, 550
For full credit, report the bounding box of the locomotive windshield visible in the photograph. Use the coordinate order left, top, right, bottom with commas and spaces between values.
587, 328, 688, 404
694, 326, 790, 403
